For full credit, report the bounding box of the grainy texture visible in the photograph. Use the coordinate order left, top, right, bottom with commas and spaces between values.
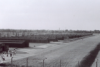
2, 35, 100, 67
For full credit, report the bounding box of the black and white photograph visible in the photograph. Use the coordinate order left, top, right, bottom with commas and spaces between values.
0, 0, 100, 67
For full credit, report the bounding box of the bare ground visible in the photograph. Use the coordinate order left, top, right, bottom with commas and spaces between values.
2, 35, 100, 67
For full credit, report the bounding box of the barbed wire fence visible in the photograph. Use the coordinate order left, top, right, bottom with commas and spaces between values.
0, 57, 70, 67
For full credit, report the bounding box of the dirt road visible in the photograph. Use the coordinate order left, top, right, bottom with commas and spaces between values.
3, 35, 100, 67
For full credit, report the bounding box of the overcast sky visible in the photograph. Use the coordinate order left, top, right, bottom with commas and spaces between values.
0, 0, 100, 30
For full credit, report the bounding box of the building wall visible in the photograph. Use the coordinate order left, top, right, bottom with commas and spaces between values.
0, 40, 29, 48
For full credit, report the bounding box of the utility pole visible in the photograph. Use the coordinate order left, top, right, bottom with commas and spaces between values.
59, 28, 60, 30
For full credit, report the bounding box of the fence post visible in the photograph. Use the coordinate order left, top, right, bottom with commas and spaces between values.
78, 61, 80, 67
96, 59, 98, 67
43, 58, 47, 67
60, 60, 61, 67
43, 59, 44, 67
26, 58, 28, 67
11, 57, 13, 67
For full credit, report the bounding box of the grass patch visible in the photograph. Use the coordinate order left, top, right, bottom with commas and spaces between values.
77, 43, 100, 67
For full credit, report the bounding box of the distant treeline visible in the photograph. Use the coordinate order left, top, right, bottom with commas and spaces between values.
0, 29, 93, 43
73, 30, 100, 33
0, 29, 94, 37
0, 29, 99, 33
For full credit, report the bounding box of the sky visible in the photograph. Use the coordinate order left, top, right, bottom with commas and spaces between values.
0, 0, 100, 30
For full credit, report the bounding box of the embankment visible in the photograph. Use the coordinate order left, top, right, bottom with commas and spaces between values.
76, 43, 100, 67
